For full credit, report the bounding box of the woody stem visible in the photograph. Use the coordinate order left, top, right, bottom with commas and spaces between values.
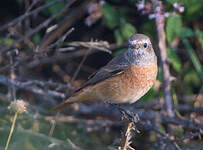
152, 0, 174, 118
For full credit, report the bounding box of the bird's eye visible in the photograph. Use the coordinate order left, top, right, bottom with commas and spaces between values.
144, 43, 148, 48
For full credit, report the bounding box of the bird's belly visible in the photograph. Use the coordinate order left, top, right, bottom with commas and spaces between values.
94, 62, 157, 103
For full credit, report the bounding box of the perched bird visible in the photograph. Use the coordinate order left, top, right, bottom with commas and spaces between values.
53, 34, 158, 111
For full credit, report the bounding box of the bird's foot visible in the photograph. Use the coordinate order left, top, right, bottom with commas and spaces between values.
105, 101, 140, 133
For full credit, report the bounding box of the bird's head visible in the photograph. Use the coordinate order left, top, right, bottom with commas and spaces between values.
127, 34, 156, 65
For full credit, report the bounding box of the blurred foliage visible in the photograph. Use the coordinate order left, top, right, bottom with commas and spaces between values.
180, 27, 194, 38
101, 3, 119, 29
195, 29, 203, 49
0, 114, 109, 150
166, 48, 182, 72
166, 14, 182, 43
182, 38, 203, 80
32, 34, 41, 45
101, 3, 136, 46
43, 0, 65, 16
182, 0, 203, 21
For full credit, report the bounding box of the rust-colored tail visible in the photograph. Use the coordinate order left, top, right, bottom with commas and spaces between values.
52, 87, 97, 112
52, 97, 84, 112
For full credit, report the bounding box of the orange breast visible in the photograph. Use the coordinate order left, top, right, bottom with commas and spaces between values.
94, 62, 158, 103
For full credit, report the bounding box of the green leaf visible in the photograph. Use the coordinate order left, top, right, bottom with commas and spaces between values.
182, 38, 203, 81
120, 23, 136, 40
195, 29, 203, 50
140, 20, 156, 36
112, 48, 125, 57
160, 125, 166, 134
114, 29, 124, 46
166, 0, 179, 4
157, 67, 162, 81
101, 3, 118, 29
180, 27, 194, 38
167, 48, 182, 72
4, 38, 14, 46
166, 14, 182, 43
0, 37, 14, 46
32, 34, 41, 45
113, 29, 125, 56
139, 88, 155, 102
182, 0, 203, 21
174, 128, 184, 137
44, 0, 65, 15
184, 69, 200, 87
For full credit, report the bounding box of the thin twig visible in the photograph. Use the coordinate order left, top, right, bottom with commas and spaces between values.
70, 48, 92, 83
0, 75, 66, 99
48, 27, 75, 49
38, 0, 87, 50
8, 50, 17, 101
0, 0, 62, 32
0, 0, 76, 53
62, 40, 111, 54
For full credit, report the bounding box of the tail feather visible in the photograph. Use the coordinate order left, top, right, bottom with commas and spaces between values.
52, 87, 97, 112
52, 97, 84, 112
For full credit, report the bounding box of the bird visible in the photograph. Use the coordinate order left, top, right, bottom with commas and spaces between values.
53, 34, 158, 111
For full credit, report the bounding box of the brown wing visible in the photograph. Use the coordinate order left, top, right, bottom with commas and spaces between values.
52, 51, 130, 112
74, 51, 130, 93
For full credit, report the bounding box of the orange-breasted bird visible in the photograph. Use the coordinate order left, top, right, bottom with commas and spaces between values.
53, 34, 158, 111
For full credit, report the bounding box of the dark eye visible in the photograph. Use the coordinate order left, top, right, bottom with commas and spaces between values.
144, 43, 148, 48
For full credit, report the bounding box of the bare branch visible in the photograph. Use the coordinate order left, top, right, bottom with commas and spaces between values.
0, 75, 67, 99
151, 0, 174, 117
0, 0, 63, 32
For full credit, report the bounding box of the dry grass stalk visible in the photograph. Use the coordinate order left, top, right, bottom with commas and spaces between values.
120, 121, 135, 150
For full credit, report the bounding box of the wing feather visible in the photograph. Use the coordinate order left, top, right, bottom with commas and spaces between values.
74, 51, 129, 93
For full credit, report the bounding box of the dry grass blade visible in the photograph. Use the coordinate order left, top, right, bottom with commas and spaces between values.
64, 40, 111, 54
120, 122, 135, 150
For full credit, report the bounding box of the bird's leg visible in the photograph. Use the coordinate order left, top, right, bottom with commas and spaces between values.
105, 101, 140, 133
105, 101, 141, 150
